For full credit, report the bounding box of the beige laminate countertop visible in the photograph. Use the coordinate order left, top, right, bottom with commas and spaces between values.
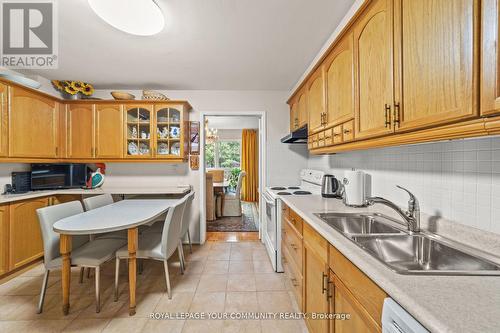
0, 186, 191, 204
279, 195, 500, 333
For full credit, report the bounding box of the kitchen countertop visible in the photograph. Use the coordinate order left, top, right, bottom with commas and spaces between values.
0, 186, 191, 204
280, 195, 500, 333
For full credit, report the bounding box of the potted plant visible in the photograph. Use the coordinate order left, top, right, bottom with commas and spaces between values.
51, 80, 95, 99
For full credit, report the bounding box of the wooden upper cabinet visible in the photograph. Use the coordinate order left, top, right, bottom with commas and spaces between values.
394, 0, 478, 131
9, 87, 58, 158
66, 103, 95, 158
325, 32, 355, 127
289, 97, 299, 131
354, 0, 394, 140
307, 68, 326, 134
297, 89, 307, 128
0, 84, 8, 157
95, 104, 123, 158
9, 198, 47, 270
481, 0, 500, 116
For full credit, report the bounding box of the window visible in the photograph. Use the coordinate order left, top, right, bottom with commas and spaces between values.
205, 140, 241, 170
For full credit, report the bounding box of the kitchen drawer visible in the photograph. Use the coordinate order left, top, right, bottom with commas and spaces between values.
303, 222, 328, 262
282, 242, 303, 309
342, 120, 354, 142
287, 209, 303, 234
317, 131, 325, 148
333, 125, 343, 145
329, 245, 387, 324
283, 219, 303, 270
324, 128, 333, 146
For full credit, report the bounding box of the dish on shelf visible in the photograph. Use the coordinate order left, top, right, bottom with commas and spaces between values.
158, 142, 168, 155
170, 142, 180, 155
128, 142, 138, 155
139, 143, 150, 155
111, 91, 135, 100
142, 90, 169, 101
0, 73, 41, 89
170, 126, 180, 138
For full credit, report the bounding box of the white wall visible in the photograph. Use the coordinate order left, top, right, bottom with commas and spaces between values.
308, 136, 500, 235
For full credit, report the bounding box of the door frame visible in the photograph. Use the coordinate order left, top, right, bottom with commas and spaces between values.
198, 111, 267, 244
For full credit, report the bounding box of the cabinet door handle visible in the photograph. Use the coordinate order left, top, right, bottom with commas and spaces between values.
394, 102, 401, 128
327, 280, 334, 299
384, 104, 391, 127
343, 129, 351, 134
290, 278, 299, 287
323, 112, 327, 125
321, 272, 328, 294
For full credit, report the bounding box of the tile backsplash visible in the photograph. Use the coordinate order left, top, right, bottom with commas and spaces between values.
307, 136, 500, 235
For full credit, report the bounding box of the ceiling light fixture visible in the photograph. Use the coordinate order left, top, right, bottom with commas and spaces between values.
88, 0, 165, 36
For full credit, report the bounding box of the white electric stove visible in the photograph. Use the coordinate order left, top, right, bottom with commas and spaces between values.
263, 169, 324, 272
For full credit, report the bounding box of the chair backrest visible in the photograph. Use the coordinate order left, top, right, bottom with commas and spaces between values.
160, 195, 189, 258
83, 194, 114, 211
36, 201, 89, 268
205, 173, 215, 221
235, 171, 246, 198
180, 191, 195, 237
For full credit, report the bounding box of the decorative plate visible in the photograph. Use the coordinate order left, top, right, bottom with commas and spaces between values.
128, 142, 138, 155
142, 90, 170, 101
170, 126, 180, 138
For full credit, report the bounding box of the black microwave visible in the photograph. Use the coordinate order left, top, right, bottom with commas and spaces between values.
31, 164, 88, 190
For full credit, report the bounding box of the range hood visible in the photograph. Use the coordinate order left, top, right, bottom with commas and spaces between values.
280, 125, 308, 144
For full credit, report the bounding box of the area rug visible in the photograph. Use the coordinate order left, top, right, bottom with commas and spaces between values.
207, 202, 259, 232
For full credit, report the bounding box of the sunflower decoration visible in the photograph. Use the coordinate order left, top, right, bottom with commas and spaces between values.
51, 80, 95, 98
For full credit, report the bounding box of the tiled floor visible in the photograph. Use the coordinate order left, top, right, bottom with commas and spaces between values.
0, 240, 307, 333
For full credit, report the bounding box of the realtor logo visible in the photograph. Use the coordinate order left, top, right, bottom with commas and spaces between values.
1, 0, 58, 68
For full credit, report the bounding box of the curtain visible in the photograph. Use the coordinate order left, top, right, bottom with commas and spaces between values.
241, 129, 258, 202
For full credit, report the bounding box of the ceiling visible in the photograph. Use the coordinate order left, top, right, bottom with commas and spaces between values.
27, 0, 354, 90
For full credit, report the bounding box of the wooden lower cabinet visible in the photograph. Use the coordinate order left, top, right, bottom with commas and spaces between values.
333, 275, 381, 333
303, 223, 329, 333
0, 205, 9, 275
52, 194, 82, 205
282, 204, 387, 333
9, 198, 48, 270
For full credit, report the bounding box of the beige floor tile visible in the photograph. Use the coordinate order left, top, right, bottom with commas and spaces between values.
154, 292, 194, 312
0, 320, 32, 332
189, 292, 225, 313
207, 249, 231, 261
260, 319, 306, 333
252, 261, 274, 274
141, 319, 185, 333
18, 263, 46, 277
224, 292, 259, 313
254, 274, 285, 291
63, 318, 111, 333
76, 291, 127, 319
210, 243, 231, 252
171, 274, 201, 293
36, 293, 95, 320
27, 319, 73, 332
228, 261, 254, 274
203, 261, 230, 274
227, 274, 256, 292
197, 274, 228, 292
229, 249, 253, 261
223, 319, 261, 333
257, 291, 294, 313
182, 260, 206, 275
115, 293, 163, 318
182, 319, 224, 333
252, 250, 269, 261
231, 242, 261, 251
102, 317, 148, 332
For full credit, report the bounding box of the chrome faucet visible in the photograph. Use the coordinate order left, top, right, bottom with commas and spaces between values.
365, 185, 420, 233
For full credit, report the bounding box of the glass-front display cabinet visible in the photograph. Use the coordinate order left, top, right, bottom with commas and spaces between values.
125, 105, 153, 158
154, 103, 189, 159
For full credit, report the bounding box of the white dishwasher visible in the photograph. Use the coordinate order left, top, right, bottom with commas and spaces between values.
382, 298, 429, 333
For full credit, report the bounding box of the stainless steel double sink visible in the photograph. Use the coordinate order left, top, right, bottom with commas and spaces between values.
314, 212, 500, 275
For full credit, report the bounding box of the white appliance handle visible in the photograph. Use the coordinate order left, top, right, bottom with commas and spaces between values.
263, 192, 275, 206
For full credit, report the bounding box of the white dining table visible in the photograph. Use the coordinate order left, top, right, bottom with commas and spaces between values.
53, 199, 180, 316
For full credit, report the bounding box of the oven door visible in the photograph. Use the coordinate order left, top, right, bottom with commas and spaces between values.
263, 191, 280, 272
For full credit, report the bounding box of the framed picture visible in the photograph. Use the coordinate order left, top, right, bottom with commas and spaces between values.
189, 121, 200, 155
189, 155, 199, 170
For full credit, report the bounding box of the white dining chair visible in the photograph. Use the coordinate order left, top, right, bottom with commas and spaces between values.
223, 171, 246, 216
180, 191, 195, 255
82, 194, 127, 240
36, 201, 127, 313
114, 196, 188, 300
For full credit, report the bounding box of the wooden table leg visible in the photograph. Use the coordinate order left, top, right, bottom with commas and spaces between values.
128, 227, 138, 316
60, 234, 72, 315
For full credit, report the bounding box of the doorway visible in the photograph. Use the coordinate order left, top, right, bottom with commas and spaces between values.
199, 112, 266, 243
